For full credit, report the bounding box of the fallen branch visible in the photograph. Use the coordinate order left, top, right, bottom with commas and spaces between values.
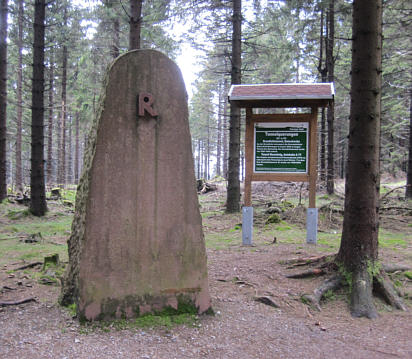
0, 236, 25, 241
379, 206, 411, 212
380, 185, 406, 201
15, 261, 43, 271
254, 296, 280, 308
0, 297, 36, 307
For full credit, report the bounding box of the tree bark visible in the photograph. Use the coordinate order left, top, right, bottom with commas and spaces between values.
30, 0, 47, 216
336, 0, 382, 319
222, 78, 228, 179
326, 0, 335, 195
406, 89, 412, 198
75, 112, 80, 184
196, 139, 201, 179
67, 116, 73, 184
58, 42, 68, 187
0, 0, 7, 201
129, 0, 143, 51
46, 48, 54, 185
226, 0, 242, 213
15, 0, 23, 192
111, 17, 120, 59
318, 6, 327, 183
216, 81, 222, 176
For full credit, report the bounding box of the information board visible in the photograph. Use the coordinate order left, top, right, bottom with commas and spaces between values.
254, 122, 308, 173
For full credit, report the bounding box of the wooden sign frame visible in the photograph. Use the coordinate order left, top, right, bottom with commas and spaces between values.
244, 108, 318, 209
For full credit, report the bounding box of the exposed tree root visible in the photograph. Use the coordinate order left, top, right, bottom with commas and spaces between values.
286, 260, 337, 278
0, 297, 36, 307
287, 256, 408, 318
373, 269, 408, 311
286, 268, 326, 279
283, 254, 333, 268
382, 264, 411, 273
350, 267, 378, 319
301, 275, 342, 311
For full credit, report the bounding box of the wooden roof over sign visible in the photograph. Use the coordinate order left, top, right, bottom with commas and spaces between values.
228, 83, 334, 108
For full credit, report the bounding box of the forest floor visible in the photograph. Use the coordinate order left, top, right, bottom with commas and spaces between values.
0, 178, 411, 359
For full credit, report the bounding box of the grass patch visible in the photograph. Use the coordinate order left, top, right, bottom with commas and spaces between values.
92, 313, 199, 332
317, 233, 341, 249
379, 231, 408, 249
205, 232, 238, 249
0, 240, 68, 266
262, 222, 305, 244
275, 225, 292, 231
201, 210, 224, 218
1, 216, 72, 238
7, 208, 31, 220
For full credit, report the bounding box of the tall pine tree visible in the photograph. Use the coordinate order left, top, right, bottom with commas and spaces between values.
0, 0, 7, 201
30, 0, 47, 216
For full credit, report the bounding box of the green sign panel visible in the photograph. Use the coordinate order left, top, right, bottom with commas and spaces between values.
254, 122, 308, 173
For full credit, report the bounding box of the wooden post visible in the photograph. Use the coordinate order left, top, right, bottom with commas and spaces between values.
308, 107, 318, 208
244, 108, 253, 207
242, 108, 254, 245
307, 106, 319, 244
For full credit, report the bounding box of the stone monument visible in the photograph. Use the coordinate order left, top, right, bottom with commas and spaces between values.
60, 50, 211, 321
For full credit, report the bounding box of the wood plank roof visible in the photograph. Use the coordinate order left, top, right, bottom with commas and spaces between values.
228, 83, 334, 108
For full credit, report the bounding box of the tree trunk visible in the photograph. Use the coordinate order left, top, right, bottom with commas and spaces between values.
56, 102, 61, 184
406, 89, 412, 198
0, 0, 7, 201
46, 48, 54, 185
15, 0, 23, 192
226, 0, 242, 213
326, 0, 335, 195
58, 43, 68, 187
206, 113, 210, 179
74, 112, 80, 184
336, 0, 382, 319
111, 17, 120, 59
67, 116, 72, 184
30, 0, 47, 216
223, 78, 228, 179
216, 81, 222, 176
318, 6, 327, 183
129, 0, 143, 51
196, 139, 201, 179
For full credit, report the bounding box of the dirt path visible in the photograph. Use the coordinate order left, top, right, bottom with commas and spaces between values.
1, 243, 411, 359
1, 182, 411, 358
